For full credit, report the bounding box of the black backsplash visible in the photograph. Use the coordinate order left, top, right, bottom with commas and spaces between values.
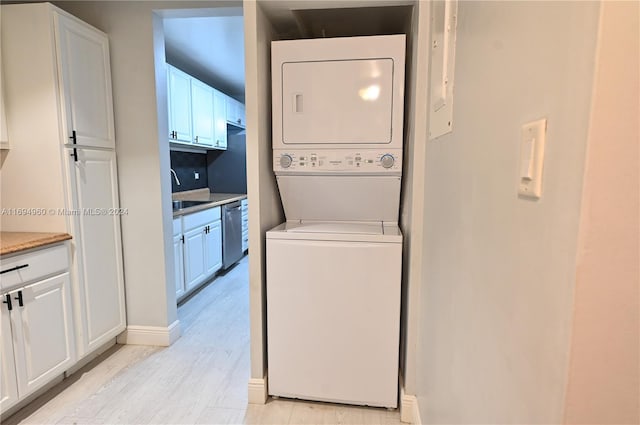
207, 132, 247, 194
170, 151, 208, 193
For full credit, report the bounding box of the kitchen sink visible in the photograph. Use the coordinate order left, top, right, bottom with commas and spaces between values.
172, 200, 211, 210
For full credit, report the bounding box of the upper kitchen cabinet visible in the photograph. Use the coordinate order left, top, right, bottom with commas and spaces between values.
191, 78, 215, 147
55, 12, 115, 149
166, 65, 227, 151
167, 65, 193, 143
226, 97, 246, 129
213, 89, 227, 150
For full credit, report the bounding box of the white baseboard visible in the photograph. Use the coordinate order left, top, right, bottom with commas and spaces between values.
399, 374, 422, 424
116, 320, 181, 346
248, 375, 268, 404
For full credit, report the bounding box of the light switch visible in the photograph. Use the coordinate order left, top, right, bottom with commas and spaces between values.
518, 118, 546, 199
520, 138, 535, 180
194, 172, 200, 180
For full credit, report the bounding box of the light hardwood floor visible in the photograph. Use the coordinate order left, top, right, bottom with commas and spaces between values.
5, 256, 401, 425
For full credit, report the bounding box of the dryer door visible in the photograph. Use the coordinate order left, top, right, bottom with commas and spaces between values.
281, 58, 394, 145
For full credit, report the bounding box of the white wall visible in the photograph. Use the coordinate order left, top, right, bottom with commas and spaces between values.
563, 2, 640, 423
414, 1, 600, 423
54, 1, 239, 331
244, 0, 284, 386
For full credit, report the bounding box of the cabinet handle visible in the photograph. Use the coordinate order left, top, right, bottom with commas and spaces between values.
181, 235, 184, 244
69, 130, 77, 144
14, 290, 23, 307
194, 136, 199, 143
0, 263, 29, 274
71, 147, 78, 162
237, 118, 241, 124
3, 294, 12, 311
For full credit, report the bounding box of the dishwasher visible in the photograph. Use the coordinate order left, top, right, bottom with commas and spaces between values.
222, 201, 243, 269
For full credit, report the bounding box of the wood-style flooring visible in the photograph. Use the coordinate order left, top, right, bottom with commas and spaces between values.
5, 256, 401, 424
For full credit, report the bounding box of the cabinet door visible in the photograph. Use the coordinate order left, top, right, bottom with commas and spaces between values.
68, 148, 126, 357
205, 220, 223, 276
10, 274, 75, 399
54, 13, 115, 149
225, 96, 236, 124
167, 66, 193, 142
213, 90, 227, 150
0, 297, 18, 413
183, 226, 206, 292
191, 79, 214, 147
174, 234, 185, 299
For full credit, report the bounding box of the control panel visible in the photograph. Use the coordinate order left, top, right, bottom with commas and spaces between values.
273, 149, 402, 175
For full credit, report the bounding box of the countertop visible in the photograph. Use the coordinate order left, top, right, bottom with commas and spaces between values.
172, 189, 247, 218
0, 232, 72, 256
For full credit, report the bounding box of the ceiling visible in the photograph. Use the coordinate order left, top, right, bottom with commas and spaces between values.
260, 0, 414, 38
161, 1, 413, 101
163, 14, 245, 100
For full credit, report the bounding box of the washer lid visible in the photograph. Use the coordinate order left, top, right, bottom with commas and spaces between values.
286, 221, 383, 235
266, 221, 403, 243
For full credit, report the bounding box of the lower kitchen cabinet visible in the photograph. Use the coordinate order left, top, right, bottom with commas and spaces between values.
1, 294, 19, 413
205, 220, 223, 276
241, 199, 249, 252
173, 218, 185, 299
0, 243, 75, 415
176, 206, 223, 299
183, 226, 207, 292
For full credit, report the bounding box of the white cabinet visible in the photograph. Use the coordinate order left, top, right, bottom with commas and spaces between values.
191, 79, 214, 147
1, 3, 126, 363
241, 199, 249, 252
173, 218, 185, 299
183, 225, 207, 292
167, 65, 193, 143
0, 295, 18, 412
213, 89, 227, 150
0, 243, 75, 414
67, 149, 126, 356
10, 275, 75, 397
226, 97, 246, 129
175, 206, 222, 300
205, 220, 223, 275
55, 12, 115, 149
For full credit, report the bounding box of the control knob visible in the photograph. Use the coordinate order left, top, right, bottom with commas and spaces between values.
380, 154, 395, 169
280, 154, 293, 168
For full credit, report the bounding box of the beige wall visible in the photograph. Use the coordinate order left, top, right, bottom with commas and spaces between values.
398, 0, 430, 396
414, 1, 600, 423
244, 0, 284, 383
563, 2, 640, 423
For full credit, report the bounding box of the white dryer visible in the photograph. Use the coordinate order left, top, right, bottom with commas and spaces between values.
267, 34, 406, 408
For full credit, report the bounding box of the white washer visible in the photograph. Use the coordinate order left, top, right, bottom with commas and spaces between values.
267, 34, 406, 408
266, 222, 402, 408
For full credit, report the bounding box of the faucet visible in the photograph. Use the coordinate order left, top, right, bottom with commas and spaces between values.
170, 168, 181, 186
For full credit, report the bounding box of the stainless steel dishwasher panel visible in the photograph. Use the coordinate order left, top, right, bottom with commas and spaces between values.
222, 201, 243, 269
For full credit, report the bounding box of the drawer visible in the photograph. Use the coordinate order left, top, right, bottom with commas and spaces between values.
173, 217, 182, 236
0, 243, 69, 292
182, 206, 221, 232
241, 199, 248, 208
242, 214, 248, 224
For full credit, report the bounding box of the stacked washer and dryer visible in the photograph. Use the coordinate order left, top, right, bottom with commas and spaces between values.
266, 35, 406, 409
